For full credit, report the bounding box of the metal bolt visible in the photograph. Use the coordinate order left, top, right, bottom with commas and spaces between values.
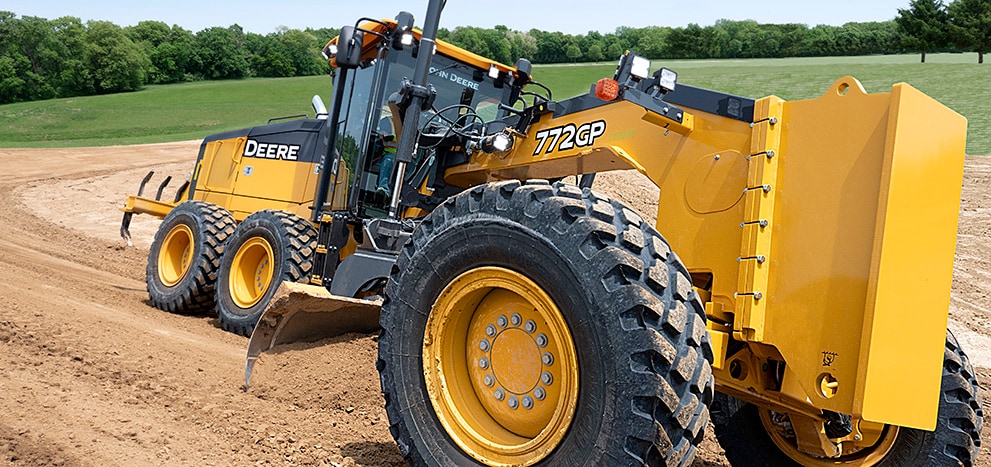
485, 325, 497, 337
522, 396, 534, 409
479, 357, 489, 370
534, 387, 546, 400
663, 107, 670, 114
766, 150, 776, 158
508, 396, 519, 409
769, 117, 778, 125
536, 333, 548, 348
854, 434, 862, 441
494, 388, 505, 401
714, 154, 721, 160
483, 374, 495, 387
542, 352, 554, 366
541, 371, 554, 385
524, 320, 536, 333
510, 313, 522, 326
497, 315, 508, 328
480, 339, 490, 352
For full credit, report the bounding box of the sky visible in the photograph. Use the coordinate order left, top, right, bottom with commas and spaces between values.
4, 0, 910, 35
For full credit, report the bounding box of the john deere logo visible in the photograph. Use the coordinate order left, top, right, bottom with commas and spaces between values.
243, 139, 301, 161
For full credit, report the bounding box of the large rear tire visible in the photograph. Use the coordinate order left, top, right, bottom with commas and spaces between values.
215, 210, 316, 336
378, 180, 714, 466
711, 329, 983, 466
146, 200, 235, 314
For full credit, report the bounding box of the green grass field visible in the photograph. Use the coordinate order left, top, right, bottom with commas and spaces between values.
2, 53, 988, 153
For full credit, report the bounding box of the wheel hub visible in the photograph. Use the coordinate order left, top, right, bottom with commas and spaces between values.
423, 267, 578, 466
159, 224, 194, 286
467, 293, 563, 439
230, 237, 274, 309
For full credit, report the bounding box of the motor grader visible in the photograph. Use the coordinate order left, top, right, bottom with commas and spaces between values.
120, 1, 983, 465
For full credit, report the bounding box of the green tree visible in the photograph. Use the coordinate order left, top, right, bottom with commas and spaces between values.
84, 20, 148, 93
586, 44, 604, 62
565, 43, 582, 62
447, 27, 492, 60
193, 25, 249, 79
281, 28, 324, 76
51, 16, 94, 96
896, 0, 949, 62
948, 0, 991, 63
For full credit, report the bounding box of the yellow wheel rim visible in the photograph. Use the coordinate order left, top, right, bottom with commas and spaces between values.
158, 224, 194, 287
423, 267, 578, 466
759, 409, 900, 466
229, 237, 274, 309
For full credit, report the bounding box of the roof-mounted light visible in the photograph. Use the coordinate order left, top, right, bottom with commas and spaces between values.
488, 65, 500, 80
321, 43, 339, 60
392, 11, 415, 50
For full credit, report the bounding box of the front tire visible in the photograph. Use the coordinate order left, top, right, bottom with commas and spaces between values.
712, 329, 983, 466
215, 210, 316, 336
378, 181, 714, 466
146, 201, 235, 314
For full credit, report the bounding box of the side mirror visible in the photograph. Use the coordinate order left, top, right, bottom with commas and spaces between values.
336, 26, 365, 69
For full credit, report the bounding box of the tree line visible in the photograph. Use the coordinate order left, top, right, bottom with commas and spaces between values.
438, 0, 990, 64
0, 12, 336, 104
1, 0, 988, 105
896, 0, 991, 63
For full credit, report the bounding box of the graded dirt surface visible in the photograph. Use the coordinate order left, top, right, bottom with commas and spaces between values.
0, 142, 987, 466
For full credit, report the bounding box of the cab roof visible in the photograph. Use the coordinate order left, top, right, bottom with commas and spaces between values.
324, 19, 519, 79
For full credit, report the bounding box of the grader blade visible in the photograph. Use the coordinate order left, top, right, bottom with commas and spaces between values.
244, 281, 382, 388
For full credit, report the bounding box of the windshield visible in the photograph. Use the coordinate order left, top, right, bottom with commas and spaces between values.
329, 45, 506, 217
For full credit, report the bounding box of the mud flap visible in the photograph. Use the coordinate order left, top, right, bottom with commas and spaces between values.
244, 281, 382, 389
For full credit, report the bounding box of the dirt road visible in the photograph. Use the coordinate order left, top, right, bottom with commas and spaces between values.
0, 142, 987, 466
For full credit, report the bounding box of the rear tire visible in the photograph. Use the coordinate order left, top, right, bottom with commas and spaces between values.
146, 201, 235, 314
215, 210, 316, 336
378, 180, 714, 466
712, 329, 983, 466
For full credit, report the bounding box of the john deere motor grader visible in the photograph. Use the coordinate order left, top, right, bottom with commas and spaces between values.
121, 1, 982, 465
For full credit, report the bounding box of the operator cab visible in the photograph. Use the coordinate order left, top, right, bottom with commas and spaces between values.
324, 21, 511, 219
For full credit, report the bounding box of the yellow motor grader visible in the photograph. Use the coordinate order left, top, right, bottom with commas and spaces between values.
121, 1, 982, 465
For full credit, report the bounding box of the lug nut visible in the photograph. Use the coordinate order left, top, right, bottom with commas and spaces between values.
494, 388, 505, 401
524, 320, 536, 333
541, 371, 554, 385
479, 357, 489, 369
508, 396, 519, 409
522, 396, 534, 409
480, 339, 490, 352
497, 315, 508, 328
534, 386, 546, 400
542, 352, 554, 366
510, 313, 522, 326
485, 325, 497, 337
535, 333, 548, 348
483, 374, 494, 387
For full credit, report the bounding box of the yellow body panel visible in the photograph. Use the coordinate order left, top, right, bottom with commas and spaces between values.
199, 137, 245, 194
857, 83, 966, 428
186, 137, 321, 222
